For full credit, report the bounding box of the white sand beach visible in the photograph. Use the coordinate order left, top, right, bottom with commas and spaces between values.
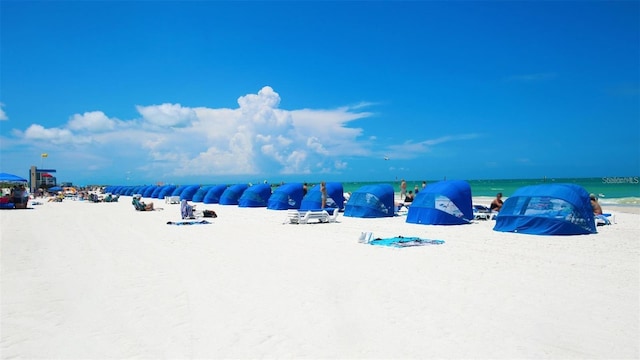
1, 196, 639, 359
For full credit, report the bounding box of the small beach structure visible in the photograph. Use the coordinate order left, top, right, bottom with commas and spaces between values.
150, 186, 165, 198
157, 185, 177, 199
406, 180, 473, 225
48, 186, 63, 193
238, 183, 272, 207
143, 186, 158, 198
191, 186, 212, 203
267, 183, 305, 210
170, 185, 190, 198
300, 182, 345, 211
179, 185, 201, 201
493, 183, 596, 235
203, 185, 228, 204
344, 184, 395, 218
219, 184, 249, 205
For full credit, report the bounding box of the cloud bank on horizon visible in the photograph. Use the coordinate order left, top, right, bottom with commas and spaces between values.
2, 87, 476, 183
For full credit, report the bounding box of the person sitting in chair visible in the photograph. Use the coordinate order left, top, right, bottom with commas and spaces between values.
490, 193, 503, 212
132, 196, 154, 211
404, 190, 414, 203
181, 199, 195, 219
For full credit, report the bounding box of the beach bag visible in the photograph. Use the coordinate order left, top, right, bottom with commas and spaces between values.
203, 210, 217, 218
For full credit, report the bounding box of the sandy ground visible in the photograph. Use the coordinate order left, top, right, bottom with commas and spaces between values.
1, 196, 638, 359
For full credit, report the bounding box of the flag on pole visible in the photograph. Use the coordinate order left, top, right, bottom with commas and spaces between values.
41, 153, 48, 158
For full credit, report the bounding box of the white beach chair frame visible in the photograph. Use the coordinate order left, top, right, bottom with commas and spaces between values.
286, 208, 339, 224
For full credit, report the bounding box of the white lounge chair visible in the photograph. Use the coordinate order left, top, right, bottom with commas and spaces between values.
286, 209, 338, 224
165, 196, 180, 204
325, 208, 340, 223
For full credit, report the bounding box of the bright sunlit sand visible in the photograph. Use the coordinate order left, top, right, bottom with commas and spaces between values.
1, 196, 638, 359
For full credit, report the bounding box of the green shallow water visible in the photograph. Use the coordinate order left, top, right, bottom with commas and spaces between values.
340, 177, 640, 205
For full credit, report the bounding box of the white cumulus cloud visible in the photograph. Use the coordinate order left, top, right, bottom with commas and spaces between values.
7, 86, 388, 180
22, 124, 91, 144
136, 103, 198, 128
68, 111, 116, 132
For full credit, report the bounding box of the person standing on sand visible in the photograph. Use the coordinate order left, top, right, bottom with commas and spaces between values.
320, 181, 328, 209
400, 179, 407, 200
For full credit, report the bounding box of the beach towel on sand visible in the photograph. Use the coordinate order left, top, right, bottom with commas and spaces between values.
369, 236, 445, 248
166, 220, 211, 225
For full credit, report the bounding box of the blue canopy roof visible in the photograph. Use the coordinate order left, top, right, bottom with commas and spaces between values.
157, 185, 177, 199
238, 184, 272, 207
300, 182, 344, 210
267, 183, 304, 210
0, 172, 28, 183
191, 186, 212, 203
219, 184, 249, 205
180, 185, 201, 201
406, 180, 473, 225
151, 186, 165, 198
138, 185, 153, 197
344, 184, 395, 218
143, 186, 158, 198
493, 183, 596, 235
171, 185, 190, 197
203, 185, 228, 204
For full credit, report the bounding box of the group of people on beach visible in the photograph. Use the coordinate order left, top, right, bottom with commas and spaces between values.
399, 180, 427, 203
0, 185, 29, 208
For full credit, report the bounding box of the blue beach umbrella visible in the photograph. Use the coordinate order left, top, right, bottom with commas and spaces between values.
0, 172, 28, 183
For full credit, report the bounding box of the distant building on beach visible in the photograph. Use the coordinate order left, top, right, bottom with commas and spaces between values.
28, 166, 58, 193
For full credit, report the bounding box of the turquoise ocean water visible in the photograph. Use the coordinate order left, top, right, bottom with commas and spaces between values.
340, 177, 640, 207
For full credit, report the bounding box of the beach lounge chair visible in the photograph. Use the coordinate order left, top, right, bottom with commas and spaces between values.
595, 213, 614, 226
286, 209, 338, 224
132, 197, 154, 211
165, 196, 180, 204
326, 208, 340, 223
473, 205, 491, 220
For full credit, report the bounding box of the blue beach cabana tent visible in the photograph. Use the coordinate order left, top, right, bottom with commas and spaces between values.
219, 184, 249, 205
267, 183, 304, 210
406, 180, 473, 225
191, 186, 212, 203
344, 184, 395, 218
238, 184, 272, 207
180, 185, 201, 201
203, 185, 228, 204
493, 183, 596, 235
300, 182, 345, 211
157, 185, 177, 199
151, 186, 165, 198
143, 186, 158, 198
171, 186, 189, 197
138, 186, 153, 197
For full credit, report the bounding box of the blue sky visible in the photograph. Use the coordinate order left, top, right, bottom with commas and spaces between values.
1, 1, 638, 186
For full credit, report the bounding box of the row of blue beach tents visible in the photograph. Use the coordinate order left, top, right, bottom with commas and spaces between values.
104, 180, 597, 236
103, 182, 346, 211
